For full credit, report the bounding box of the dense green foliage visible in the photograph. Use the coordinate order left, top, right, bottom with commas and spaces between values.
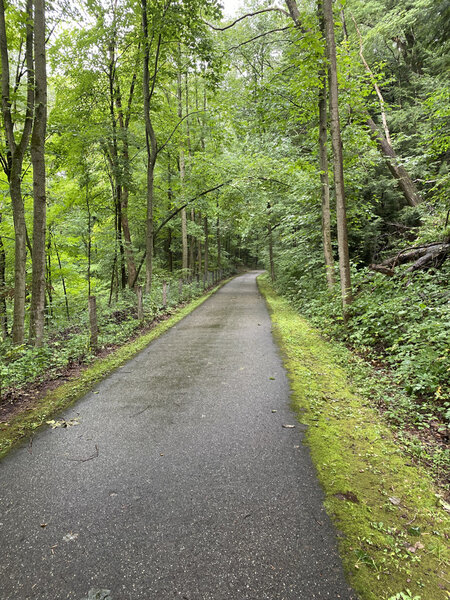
0, 1, 448, 427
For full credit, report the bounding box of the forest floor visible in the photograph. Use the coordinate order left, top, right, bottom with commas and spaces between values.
258, 275, 449, 600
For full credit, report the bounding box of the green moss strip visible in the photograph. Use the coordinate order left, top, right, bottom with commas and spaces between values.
258, 275, 449, 600
0, 280, 230, 461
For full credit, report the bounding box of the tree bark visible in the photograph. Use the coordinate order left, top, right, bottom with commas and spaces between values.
177, 51, 188, 274
86, 183, 92, 297
0, 0, 34, 344
366, 117, 421, 207
46, 235, 52, 320
371, 242, 450, 273
53, 234, 70, 320
318, 2, 335, 290
318, 77, 335, 289
189, 208, 195, 273
29, 0, 47, 347
268, 222, 275, 281
88, 296, 98, 350
197, 210, 202, 277
0, 211, 7, 338
322, 0, 352, 311
203, 215, 208, 285
115, 66, 138, 287
284, 0, 301, 24
141, 0, 159, 294
216, 213, 221, 271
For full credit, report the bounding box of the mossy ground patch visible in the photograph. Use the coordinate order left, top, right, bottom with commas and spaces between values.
258, 275, 449, 600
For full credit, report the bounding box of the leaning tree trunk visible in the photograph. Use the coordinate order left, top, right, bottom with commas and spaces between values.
366, 118, 422, 207
29, 0, 47, 347
322, 0, 352, 312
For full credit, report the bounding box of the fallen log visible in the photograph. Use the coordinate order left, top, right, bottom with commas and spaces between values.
406, 243, 450, 272
370, 242, 450, 275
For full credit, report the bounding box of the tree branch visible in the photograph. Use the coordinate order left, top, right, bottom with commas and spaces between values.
157, 110, 205, 156
131, 180, 232, 288
352, 14, 392, 146
204, 8, 290, 31
225, 27, 290, 53
149, 34, 162, 105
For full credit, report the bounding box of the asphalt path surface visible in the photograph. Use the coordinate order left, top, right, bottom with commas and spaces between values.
0, 272, 357, 600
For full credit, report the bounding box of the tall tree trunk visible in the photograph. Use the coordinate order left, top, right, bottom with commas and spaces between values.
86, 184, 92, 297
120, 186, 137, 286
318, 75, 335, 289
216, 213, 221, 271
52, 234, 70, 321
189, 208, 195, 273
10, 172, 28, 344
46, 235, 52, 320
267, 203, 275, 281
116, 193, 126, 290
0, 212, 7, 338
166, 228, 173, 272
322, 0, 352, 311
197, 210, 202, 277
141, 0, 159, 294
203, 215, 209, 284
185, 74, 196, 274
268, 222, 275, 281
0, 0, 34, 344
29, 0, 47, 346
284, 0, 301, 24
177, 52, 188, 274
115, 68, 138, 288
318, 4, 335, 290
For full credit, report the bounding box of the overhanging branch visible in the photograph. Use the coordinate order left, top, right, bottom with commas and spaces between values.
204, 8, 290, 31
157, 110, 205, 156
225, 27, 290, 53
131, 180, 232, 288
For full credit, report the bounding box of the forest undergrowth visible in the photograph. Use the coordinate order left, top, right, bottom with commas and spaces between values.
273, 252, 450, 492
259, 275, 449, 600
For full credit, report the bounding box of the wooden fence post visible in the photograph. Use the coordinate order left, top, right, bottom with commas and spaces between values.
89, 295, 98, 350
136, 285, 144, 321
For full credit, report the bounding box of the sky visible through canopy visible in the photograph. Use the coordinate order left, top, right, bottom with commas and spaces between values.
222, 0, 243, 17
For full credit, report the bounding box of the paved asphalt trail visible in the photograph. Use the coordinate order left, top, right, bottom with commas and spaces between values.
0, 272, 357, 600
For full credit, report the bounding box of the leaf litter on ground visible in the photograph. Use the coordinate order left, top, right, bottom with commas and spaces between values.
46, 418, 80, 429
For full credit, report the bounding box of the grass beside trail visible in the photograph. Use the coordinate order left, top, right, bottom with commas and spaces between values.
0, 281, 229, 461
258, 275, 449, 600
